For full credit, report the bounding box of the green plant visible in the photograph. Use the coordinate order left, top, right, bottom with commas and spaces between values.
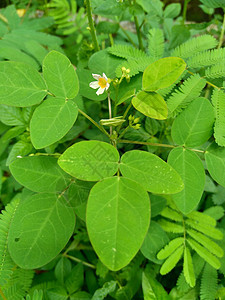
1, 0, 225, 299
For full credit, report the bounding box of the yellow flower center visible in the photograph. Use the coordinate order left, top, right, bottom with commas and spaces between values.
98, 77, 107, 89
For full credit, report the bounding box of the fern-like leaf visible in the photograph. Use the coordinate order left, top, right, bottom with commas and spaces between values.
157, 219, 184, 233
147, 28, 164, 60
25, 289, 43, 300
187, 210, 217, 227
160, 207, 183, 222
183, 246, 196, 288
157, 237, 184, 260
108, 44, 148, 60
187, 238, 221, 269
186, 219, 223, 240
211, 89, 225, 146
3, 269, 34, 300
200, 0, 225, 8
171, 35, 217, 59
187, 229, 224, 258
188, 48, 225, 68
115, 56, 155, 78
167, 74, 206, 116
200, 263, 218, 300
205, 62, 225, 78
160, 245, 184, 275
0, 198, 20, 286
177, 253, 205, 293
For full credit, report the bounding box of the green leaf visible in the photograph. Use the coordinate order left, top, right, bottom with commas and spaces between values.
65, 263, 84, 294
120, 150, 184, 194
142, 57, 186, 92
132, 91, 168, 120
68, 180, 94, 221
142, 268, 171, 300
200, 263, 218, 300
8, 193, 75, 269
0, 105, 26, 126
86, 177, 150, 271
212, 90, 225, 143
88, 49, 125, 78
54, 257, 72, 285
187, 229, 224, 258
164, 3, 181, 18
6, 140, 33, 166
141, 221, 169, 264
187, 210, 216, 227
92, 281, 117, 300
46, 287, 68, 300
70, 292, 91, 300
159, 245, 184, 275
157, 219, 184, 233
30, 97, 78, 149
0, 61, 47, 107
205, 142, 225, 187
43, 50, 79, 99
151, 195, 167, 217
76, 68, 107, 101
183, 247, 196, 288
157, 237, 184, 260
9, 156, 71, 193
186, 219, 223, 240
58, 141, 119, 181
171, 97, 215, 147
187, 238, 221, 269
168, 148, 205, 214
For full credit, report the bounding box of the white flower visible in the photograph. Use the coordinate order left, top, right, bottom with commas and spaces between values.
89, 73, 110, 95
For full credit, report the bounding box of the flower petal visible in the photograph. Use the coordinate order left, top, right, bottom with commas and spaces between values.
92, 73, 101, 80
105, 83, 110, 90
89, 81, 99, 89
102, 73, 108, 81
96, 87, 105, 95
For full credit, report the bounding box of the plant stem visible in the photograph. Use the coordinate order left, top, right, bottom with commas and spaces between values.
86, 0, 100, 52
182, 0, 191, 24
116, 102, 133, 133
119, 24, 137, 48
108, 93, 113, 136
117, 139, 205, 153
218, 10, 225, 49
63, 254, 96, 269
118, 126, 130, 139
187, 70, 221, 90
0, 288, 7, 300
134, 15, 144, 50
78, 108, 110, 138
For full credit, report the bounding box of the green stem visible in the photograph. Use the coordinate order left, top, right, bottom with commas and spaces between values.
108, 93, 112, 136
119, 24, 137, 48
218, 10, 225, 49
182, 0, 191, 24
0, 288, 7, 300
118, 126, 130, 139
86, 0, 100, 52
78, 108, 110, 138
117, 139, 205, 153
187, 70, 221, 90
63, 254, 96, 269
116, 102, 133, 133
134, 15, 144, 50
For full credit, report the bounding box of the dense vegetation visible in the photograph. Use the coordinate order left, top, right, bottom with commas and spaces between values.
0, 0, 225, 299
